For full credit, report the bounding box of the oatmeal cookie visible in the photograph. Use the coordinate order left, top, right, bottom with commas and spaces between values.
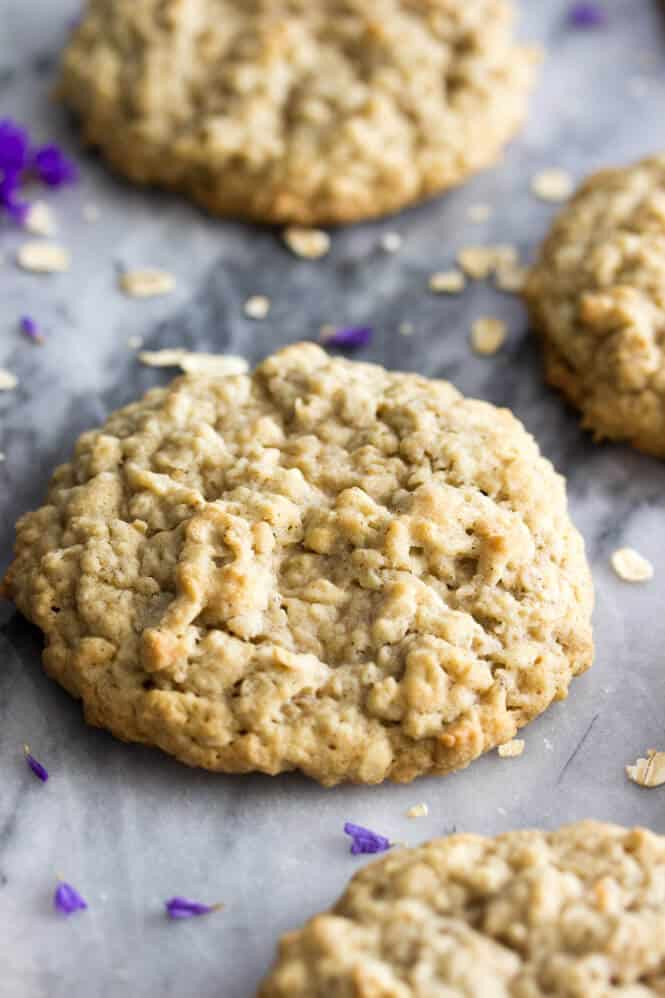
58, 0, 538, 225
525, 154, 665, 457
2, 343, 592, 785
259, 821, 665, 996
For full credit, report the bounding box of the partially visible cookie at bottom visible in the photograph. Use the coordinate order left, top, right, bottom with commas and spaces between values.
525, 153, 665, 457
258, 821, 665, 996
2, 343, 592, 785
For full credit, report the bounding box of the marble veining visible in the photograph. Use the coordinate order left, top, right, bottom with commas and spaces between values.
3, 2, 665, 996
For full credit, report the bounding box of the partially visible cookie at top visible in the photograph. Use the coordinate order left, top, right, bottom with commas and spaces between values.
2, 343, 592, 786
525, 154, 665, 458
258, 821, 665, 996
58, 0, 539, 225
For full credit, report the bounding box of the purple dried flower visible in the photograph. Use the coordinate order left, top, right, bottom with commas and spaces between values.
54, 881, 87, 916
0, 119, 30, 174
568, 2, 607, 27
344, 822, 392, 855
32, 144, 78, 188
321, 326, 373, 350
165, 897, 222, 919
20, 316, 44, 344
24, 745, 48, 781
0, 170, 28, 225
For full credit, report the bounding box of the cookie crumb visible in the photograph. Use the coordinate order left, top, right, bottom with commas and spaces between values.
138, 349, 248, 377
626, 749, 665, 788
531, 168, 574, 202
471, 317, 507, 355
406, 803, 428, 818
429, 269, 465, 294
82, 202, 100, 223
468, 202, 492, 223
244, 295, 270, 319
0, 369, 18, 390
127, 335, 144, 350
611, 547, 653, 582
398, 322, 414, 337
120, 268, 176, 298
458, 245, 517, 280
498, 738, 524, 758
380, 231, 402, 253
495, 260, 528, 293
25, 200, 56, 237
16, 241, 70, 273
283, 226, 330, 259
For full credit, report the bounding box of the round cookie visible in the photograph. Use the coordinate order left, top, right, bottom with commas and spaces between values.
258, 821, 665, 996
2, 343, 592, 785
525, 154, 665, 457
58, 0, 538, 225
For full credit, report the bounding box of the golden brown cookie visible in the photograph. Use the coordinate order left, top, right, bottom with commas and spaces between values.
259, 821, 665, 996
58, 0, 538, 225
525, 154, 665, 457
3, 344, 592, 785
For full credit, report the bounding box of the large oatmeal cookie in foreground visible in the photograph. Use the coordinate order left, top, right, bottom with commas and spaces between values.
259, 821, 665, 996
58, 0, 538, 225
3, 344, 592, 785
525, 154, 665, 458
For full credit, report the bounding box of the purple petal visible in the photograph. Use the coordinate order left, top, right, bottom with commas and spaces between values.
0, 170, 29, 225
20, 316, 44, 343
0, 119, 30, 174
568, 2, 607, 27
344, 822, 392, 855
54, 882, 87, 916
165, 897, 221, 919
321, 326, 373, 350
24, 747, 48, 782
31, 144, 78, 187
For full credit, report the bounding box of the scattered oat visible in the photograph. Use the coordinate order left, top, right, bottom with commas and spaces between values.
611, 547, 654, 583
498, 739, 525, 758
429, 269, 465, 294
283, 226, 330, 260
127, 335, 144, 350
468, 202, 492, 223
120, 268, 176, 298
398, 322, 414, 337
495, 260, 528, 293
16, 241, 70, 273
138, 349, 248, 377
626, 749, 665, 788
82, 202, 100, 223
471, 317, 507, 355
627, 76, 650, 99
458, 244, 517, 280
244, 295, 270, 319
531, 168, 574, 202
0, 369, 18, 390
25, 200, 56, 237
380, 231, 402, 253
406, 803, 429, 818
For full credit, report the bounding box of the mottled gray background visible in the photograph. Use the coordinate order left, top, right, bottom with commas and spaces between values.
2, 3, 665, 996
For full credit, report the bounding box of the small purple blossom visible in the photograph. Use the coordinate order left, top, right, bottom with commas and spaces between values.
20, 316, 44, 344
32, 144, 78, 188
165, 897, 222, 919
321, 326, 373, 350
54, 882, 87, 916
0, 119, 30, 175
568, 2, 607, 27
24, 745, 48, 782
344, 822, 392, 855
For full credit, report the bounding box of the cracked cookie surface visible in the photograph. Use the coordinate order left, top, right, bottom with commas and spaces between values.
259, 821, 665, 996
525, 154, 665, 457
2, 343, 592, 785
58, 0, 538, 224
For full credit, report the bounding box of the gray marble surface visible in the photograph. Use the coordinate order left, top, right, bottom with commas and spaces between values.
3, 2, 665, 996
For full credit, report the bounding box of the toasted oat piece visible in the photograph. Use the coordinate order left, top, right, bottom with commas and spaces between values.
2, 343, 592, 786
58, 0, 538, 225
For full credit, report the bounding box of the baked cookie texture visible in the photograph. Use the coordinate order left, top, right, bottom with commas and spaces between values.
525, 154, 665, 458
58, 0, 538, 225
2, 344, 592, 785
259, 821, 665, 996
